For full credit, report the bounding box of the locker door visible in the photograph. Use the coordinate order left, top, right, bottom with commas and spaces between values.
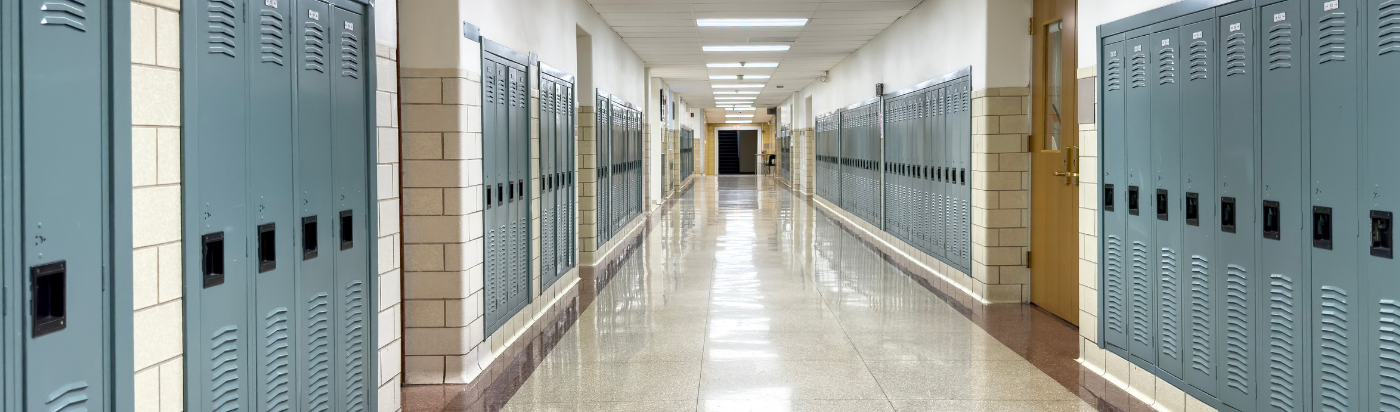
1307, 0, 1362, 409
1101, 39, 1130, 353
20, 0, 112, 409
294, 0, 336, 409
1179, 18, 1218, 396
1123, 33, 1157, 364
483, 58, 505, 335
956, 80, 972, 271
247, 0, 297, 408
932, 87, 947, 260
186, 0, 254, 410
1215, 11, 1260, 409
1363, 0, 1400, 408
540, 79, 556, 289
330, 6, 370, 411
1258, 1, 1305, 410
595, 94, 607, 243
508, 61, 529, 314
565, 83, 576, 270
1151, 26, 1185, 378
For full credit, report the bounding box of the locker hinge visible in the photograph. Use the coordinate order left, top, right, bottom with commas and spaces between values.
1029, 18, 1034, 35
1025, 251, 1031, 268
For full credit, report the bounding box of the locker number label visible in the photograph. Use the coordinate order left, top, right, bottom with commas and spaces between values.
309, 10, 320, 20
1230, 23, 1241, 32
1161, 39, 1170, 46
1193, 31, 1202, 39
265, 0, 278, 7
1110, 51, 1118, 57
1274, 12, 1286, 22
345, 22, 354, 31
1324, 0, 1338, 11
1134, 45, 1142, 52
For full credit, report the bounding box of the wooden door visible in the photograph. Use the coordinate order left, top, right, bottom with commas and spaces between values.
1030, 0, 1079, 324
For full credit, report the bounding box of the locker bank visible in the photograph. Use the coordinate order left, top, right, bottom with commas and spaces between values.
4, 0, 1400, 410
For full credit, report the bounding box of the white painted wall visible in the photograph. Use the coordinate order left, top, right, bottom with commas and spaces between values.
784, 0, 1032, 116
1076, 0, 1185, 68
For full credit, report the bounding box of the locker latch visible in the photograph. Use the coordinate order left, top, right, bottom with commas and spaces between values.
485, 185, 493, 210
1262, 201, 1281, 240
1221, 197, 1236, 233
258, 223, 277, 273
1312, 206, 1332, 250
202, 232, 226, 288
1185, 193, 1199, 226
30, 261, 66, 337
1128, 186, 1140, 216
340, 210, 354, 251
1104, 184, 1115, 212
1156, 189, 1169, 221
1372, 210, 1393, 259
302, 216, 319, 260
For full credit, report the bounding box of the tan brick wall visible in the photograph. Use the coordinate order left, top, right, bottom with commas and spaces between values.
577, 106, 597, 263
131, 0, 183, 410
969, 87, 1031, 303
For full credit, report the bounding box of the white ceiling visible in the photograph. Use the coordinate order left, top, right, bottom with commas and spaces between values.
586, 0, 923, 124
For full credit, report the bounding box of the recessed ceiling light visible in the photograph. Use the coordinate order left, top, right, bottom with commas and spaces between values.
714, 91, 760, 95
707, 62, 780, 68
725, 120, 751, 123
697, 18, 808, 27
711, 84, 765, 88
703, 45, 791, 52
709, 75, 739, 80
724, 107, 756, 111
715, 97, 756, 100
726, 114, 755, 118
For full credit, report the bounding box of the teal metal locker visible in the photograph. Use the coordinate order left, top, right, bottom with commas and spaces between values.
294, 2, 338, 409
329, 3, 370, 410
1123, 31, 1157, 365
1151, 25, 1185, 379
1100, 37, 1129, 354
1364, 0, 1400, 407
482, 39, 531, 336
1178, 17, 1219, 397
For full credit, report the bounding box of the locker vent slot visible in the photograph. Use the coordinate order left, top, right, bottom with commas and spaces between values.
1128, 186, 1140, 216
1104, 184, 1115, 211
1378, 300, 1400, 408
306, 293, 331, 412
203, 232, 226, 288
1106, 236, 1126, 335
43, 381, 89, 412
340, 30, 360, 78
339, 210, 353, 250
1263, 200, 1281, 240
1267, 273, 1299, 410
30, 261, 68, 337
264, 308, 291, 412
1314, 206, 1334, 250
260, 9, 286, 65
1268, 23, 1294, 70
259, 223, 277, 273
343, 281, 367, 411
302, 216, 319, 260
1185, 192, 1199, 226
1316, 11, 1348, 64
1188, 40, 1208, 80
1378, 0, 1400, 55
1225, 264, 1251, 393
1130, 51, 1148, 88
207, 0, 238, 57
304, 21, 326, 72
1131, 241, 1152, 348
1160, 247, 1181, 361
1188, 255, 1211, 375
210, 325, 240, 412
1157, 44, 1177, 84
1317, 286, 1352, 410
1156, 189, 1169, 221
1373, 210, 1393, 259
1106, 57, 1123, 91
1226, 32, 1248, 76
1221, 197, 1236, 233
38, 0, 89, 32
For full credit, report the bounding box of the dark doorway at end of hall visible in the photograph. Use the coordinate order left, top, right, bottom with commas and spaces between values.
718, 129, 758, 174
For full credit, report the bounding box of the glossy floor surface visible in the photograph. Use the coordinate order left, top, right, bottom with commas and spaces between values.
494, 176, 1095, 411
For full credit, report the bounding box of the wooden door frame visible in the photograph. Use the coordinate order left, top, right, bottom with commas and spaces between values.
1029, 0, 1080, 324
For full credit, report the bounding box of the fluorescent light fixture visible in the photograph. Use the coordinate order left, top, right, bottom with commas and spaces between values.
726, 120, 752, 123
706, 62, 780, 68
697, 18, 808, 27
714, 97, 756, 100
703, 45, 791, 52
714, 91, 760, 95
724, 107, 756, 111
711, 84, 765, 88
726, 114, 755, 118
709, 75, 738, 80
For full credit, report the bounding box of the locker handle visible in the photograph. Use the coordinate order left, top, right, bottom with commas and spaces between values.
340, 210, 354, 251
1156, 189, 1169, 221
1104, 185, 1115, 212
960, 168, 967, 185
1312, 206, 1332, 250
30, 261, 67, 337
1262, 201, 1281, 240
1185, 193, 1199, 226
1220, 197, 1237, 233
1372, 210, 1393, 259
203, 232, 226, 287
258, 223, 277, 273
485, 185, 492, 209
302, 216, 320, 260
497, 183, 504, 205
1128, 186, 1140, 216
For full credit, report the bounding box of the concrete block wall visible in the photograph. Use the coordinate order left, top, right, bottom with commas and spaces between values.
374, 43, 405, 412
577, 106, 597, 263
130, 0, 183, 409
969, 87, 1031, 303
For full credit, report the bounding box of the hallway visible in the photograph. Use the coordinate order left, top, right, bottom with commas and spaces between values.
406, 177, 1098, 411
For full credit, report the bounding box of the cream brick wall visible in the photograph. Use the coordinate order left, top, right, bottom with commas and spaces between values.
577, 106, 597, 263
375, 43, 404, 412
969, 87, 1032, 303
131, 1, 183, 410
